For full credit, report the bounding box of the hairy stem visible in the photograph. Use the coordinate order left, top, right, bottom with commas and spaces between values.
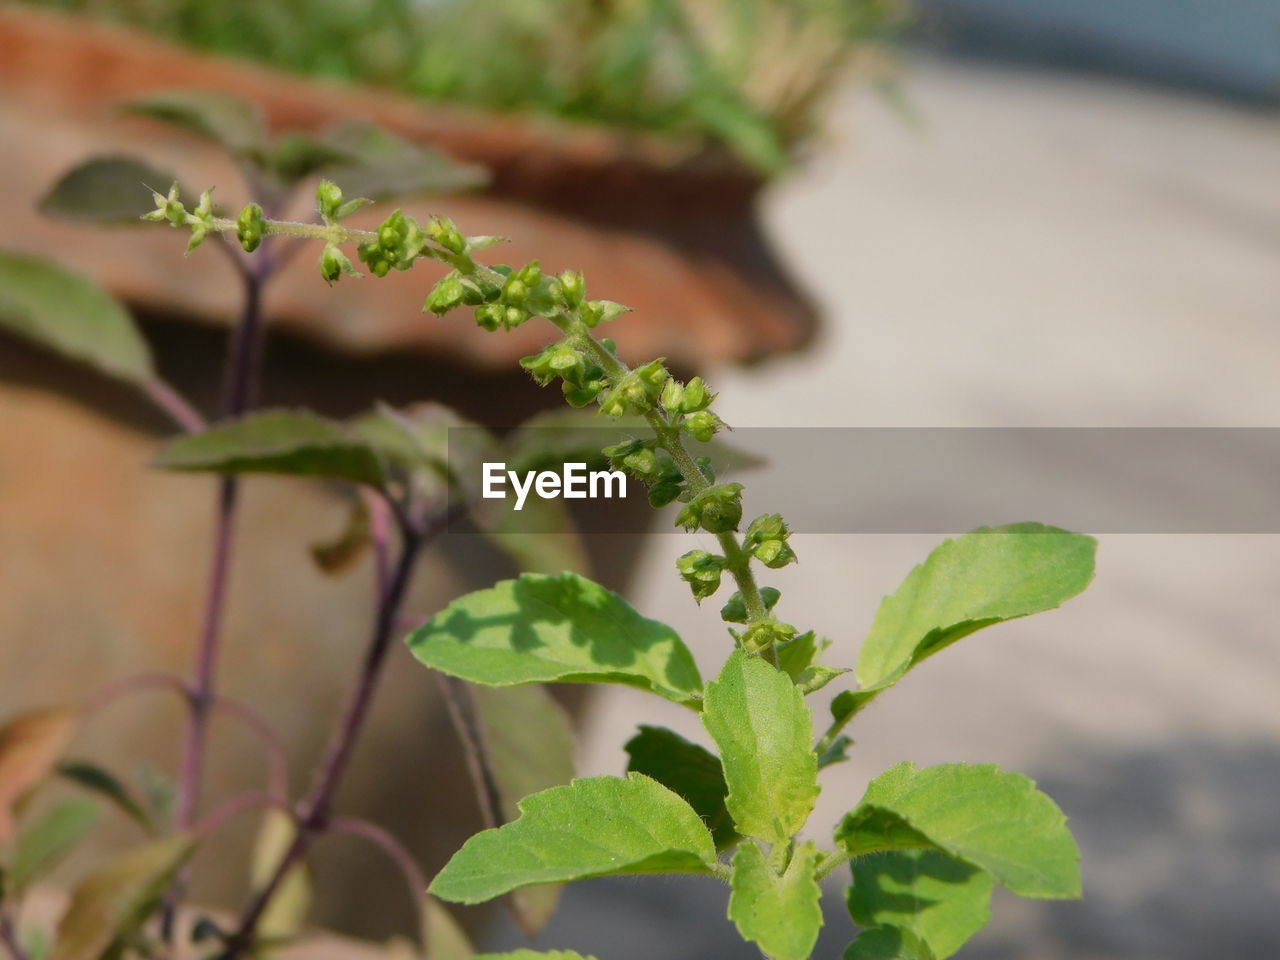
216, 518, 425, 960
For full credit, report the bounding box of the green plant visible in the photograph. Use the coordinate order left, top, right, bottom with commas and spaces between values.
0, 88, 1096, 960
20, 0, 905, 175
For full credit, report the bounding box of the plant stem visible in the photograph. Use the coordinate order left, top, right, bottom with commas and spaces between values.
215, 519, 425, 960
0, 916, 28, 960
142, 378, 206, 434
174, 251, 270, 834
327, 817, 429, 910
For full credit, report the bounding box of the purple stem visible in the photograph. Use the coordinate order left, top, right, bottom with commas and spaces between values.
175, 250, 270, 834
143, 378, 206, 434
328, 817, 429, 908
192, 792, 288, 840
0, 916, 28, 960
215, 517, 426, 960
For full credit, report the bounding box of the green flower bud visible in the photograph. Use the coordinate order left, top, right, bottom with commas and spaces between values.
185, 224, 208, 254
599, 389, 629, 418
660, 378, 685, 414
675, 482, 743, 533
740, 620, 798, 654
426, 216, 466, 255
519, 344, 557, 384
236, 202, 265, 253
562, 380, 602, 407
503, 305, 529, 329
320, 243, 358, 285
516, 261, 542, 286
600, 338, 617, 355
682, 377, 713, 412
502, 278, 528, 305
682, 410, 723, 443
676, 550, 726, 602
194, 188, 214, 219
316, 179, 344, 221
475, 304, 505, 331
424, 273, 465, 315
558, 270, 585, 307
580, 299, 630, 328
719, 587, 782, 625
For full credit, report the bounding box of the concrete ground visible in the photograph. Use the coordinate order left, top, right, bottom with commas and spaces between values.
483, 56, 1280, 959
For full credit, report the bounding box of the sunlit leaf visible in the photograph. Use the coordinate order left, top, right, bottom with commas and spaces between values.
728, 840, 823, 960
408, 573, 703, 707
430, 774, 717, 904
701, 652, 817, 844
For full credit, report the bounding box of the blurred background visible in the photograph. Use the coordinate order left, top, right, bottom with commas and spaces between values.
2, 1, 1279, 958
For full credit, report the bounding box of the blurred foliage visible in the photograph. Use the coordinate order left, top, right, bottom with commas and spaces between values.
22, 0, 906, 174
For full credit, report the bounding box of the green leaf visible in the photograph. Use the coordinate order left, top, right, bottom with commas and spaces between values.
836, 762, 1080, 900
322, 121, 486, 201
265, 132, 356, 187
854, 524, 1096, 713
0, 252, 154, 386
728, 840, 824, 960
848, 850, 994, 960
9, 798, 101, 894
250, 809, 310, 952
701, 651, 818, 844
422, 896, 475, 960
40, 156, 181, 224
49, 833, 195, 960
429, 773, 717, 904
844, 927, 938, 960
472, 952, 597, 960
124, 90, 266, 155
624, 725, 735, 849
57, 762, 153, 833
471, 684, 575, 933
408, 573, 704, 707
153, 409, 388, 488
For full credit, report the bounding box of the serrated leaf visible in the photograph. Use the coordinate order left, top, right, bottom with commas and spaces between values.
57, 762, 153, 833
853, 524, 1096, 714
844, 926, 938, 960
430, 773, 716, 904
624, 725, 735, 850
836, 762, 1080, 900
701, 651, 818, 844
408, 573, 703, 707
10, 798, 101, 894
848, 850, 994, 960
471, 684, 575, 934
0, 707, 76, 843
0, 252, 154, 385
125, 90, 265, 155
728, 840, 823, 960
40, 156, 180, 224
50, 833, 195, 960
322, 121, 486, 201
472, 952, 597, 960
153, 409, 388, 488
250, 809, 310, 951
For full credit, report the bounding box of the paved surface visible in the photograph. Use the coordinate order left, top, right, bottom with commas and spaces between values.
484, 57, 1280, 959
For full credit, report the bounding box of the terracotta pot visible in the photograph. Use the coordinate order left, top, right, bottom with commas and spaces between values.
0, 6, 817, 372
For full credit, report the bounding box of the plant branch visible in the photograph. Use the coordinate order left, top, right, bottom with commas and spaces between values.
327, 817, 428, 910
193, 792, 288, 840
215, 512, 426, 960
142, 378, 206, 434
0, 915, 29, 960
